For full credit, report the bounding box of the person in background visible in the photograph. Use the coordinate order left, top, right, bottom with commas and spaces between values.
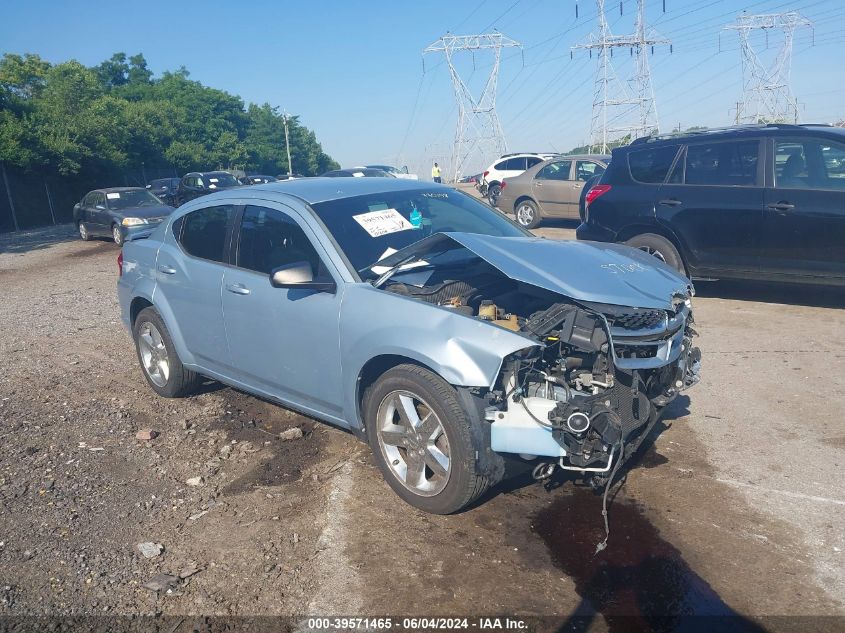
431, 162, 442, 183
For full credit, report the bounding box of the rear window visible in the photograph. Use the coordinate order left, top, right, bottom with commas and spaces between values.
178, 205, 235, 263
628, 146, 680, 183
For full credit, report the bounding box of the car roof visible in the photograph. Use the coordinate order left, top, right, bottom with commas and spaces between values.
628, 123, 845, 148
216, 176, 443, 205
552, 153, 611, 161
93, 187, 145, 194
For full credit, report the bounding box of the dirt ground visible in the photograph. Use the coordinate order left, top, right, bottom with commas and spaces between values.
0, 222, 843, 632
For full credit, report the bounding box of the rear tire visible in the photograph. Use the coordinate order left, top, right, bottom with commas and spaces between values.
363, 364, 493, 514
487, 183, 502, 206
625, 233, 686, 276
515, 199, 541, 229
133, 307, 201, 398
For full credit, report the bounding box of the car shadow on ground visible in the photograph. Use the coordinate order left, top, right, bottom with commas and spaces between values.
0, 224, 77, 255
694, 279, 845, 309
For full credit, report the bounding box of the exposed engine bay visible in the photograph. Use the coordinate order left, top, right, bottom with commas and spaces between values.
384, 256, 702, 481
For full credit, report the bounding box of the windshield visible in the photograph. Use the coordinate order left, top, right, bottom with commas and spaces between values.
106, 190, 163, 210
309, 188, 529, 277
204, 173, 240, 188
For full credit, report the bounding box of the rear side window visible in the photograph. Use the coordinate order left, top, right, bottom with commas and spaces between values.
775, 139, 845, 190
502, 157, 527, 171
628, 146, 680, 183
684, 140, 760, 186
178, 205, 235, 263
526, 157, 543, 168
536, 161, 572, 181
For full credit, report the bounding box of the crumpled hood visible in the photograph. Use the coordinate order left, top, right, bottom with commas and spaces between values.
377, 232, 692, 309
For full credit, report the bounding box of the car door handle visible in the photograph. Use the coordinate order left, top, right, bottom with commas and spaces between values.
767, 202, 795, 213
659, 198, 682, 207
225, 283, 250, 295
534, 181, 543, 187
157, 264, 176, 275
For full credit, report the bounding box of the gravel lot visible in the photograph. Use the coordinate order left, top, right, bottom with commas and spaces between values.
0, 221, 843, 630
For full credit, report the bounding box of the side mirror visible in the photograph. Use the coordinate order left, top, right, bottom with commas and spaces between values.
270, 261, 335, 293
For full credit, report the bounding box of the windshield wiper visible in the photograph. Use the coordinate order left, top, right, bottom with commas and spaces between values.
370, 254, 422, 289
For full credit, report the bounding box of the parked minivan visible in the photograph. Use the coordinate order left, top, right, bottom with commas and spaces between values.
576, 124, 845, 285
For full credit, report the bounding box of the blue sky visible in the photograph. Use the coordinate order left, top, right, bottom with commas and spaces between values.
2, 0, 843, 176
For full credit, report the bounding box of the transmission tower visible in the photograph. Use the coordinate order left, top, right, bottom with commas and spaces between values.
573, 0, 669, 153
423, 32, 521, 181
723, 12, 813, 125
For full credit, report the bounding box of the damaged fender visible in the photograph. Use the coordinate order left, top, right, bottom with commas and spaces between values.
339, 283, 538, 431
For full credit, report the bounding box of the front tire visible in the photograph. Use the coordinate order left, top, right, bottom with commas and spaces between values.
625, 233, 686, 276
78, 222, 91, 241
363, 364, 492, 514
133, 307, 200, 398
515, 199, 541, 229
112, 224, 124, 246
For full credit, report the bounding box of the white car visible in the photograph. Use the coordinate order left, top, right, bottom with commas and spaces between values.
480, 153, 558, 203
366, 165, 419, 180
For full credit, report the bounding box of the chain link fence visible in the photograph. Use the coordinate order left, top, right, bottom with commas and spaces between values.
0, 163, 181, 233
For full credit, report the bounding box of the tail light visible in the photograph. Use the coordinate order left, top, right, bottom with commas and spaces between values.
500, 180, 506, 190
117, 252, 123, 276
483, 170, 489, 178
585, 184, 611, 208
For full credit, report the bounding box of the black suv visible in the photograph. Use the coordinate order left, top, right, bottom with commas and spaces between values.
576, 124, 845, 286
147, 177, 180, 206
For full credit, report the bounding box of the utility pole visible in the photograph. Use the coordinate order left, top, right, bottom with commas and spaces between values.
423, 32, 522, 182
283, 111, 293, 176
723, 12, 813, 125
573, 0, 670, 153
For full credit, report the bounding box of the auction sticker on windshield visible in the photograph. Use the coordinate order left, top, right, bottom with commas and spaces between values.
353, 209, 414, 237
106, 193, 121, 199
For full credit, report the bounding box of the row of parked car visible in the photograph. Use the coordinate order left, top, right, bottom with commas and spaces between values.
482, 123, 845, 287
73, 165, 416, 246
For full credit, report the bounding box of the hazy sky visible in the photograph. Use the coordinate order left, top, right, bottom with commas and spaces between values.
2, 0, 843, 176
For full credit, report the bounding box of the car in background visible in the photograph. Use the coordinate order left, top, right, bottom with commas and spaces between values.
496, 154, 610, 228
147, 178, 181, 207
366, 165, 419, 180
321, 168, 395, 178
175, 171, 241, 205
74, 187, 174, 246
577, 124, 845, 285
117, 178, 700, 514
241, 175, 278, 185
478, 152, 559, 205
459, 173, 482, 184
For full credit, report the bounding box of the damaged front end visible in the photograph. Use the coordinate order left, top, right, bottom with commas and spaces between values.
376, 232, 702, 483
486, 298, 700, 481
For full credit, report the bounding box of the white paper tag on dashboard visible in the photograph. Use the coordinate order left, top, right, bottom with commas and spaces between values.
352, 209, 414, 238
106, 193, 121, 199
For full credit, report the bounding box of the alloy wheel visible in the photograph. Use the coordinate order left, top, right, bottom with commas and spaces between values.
516, 203, 535, 226
113, 226, 123, 245
375, 390, 451, 497
78, 223, 88, 240
137, 321, 170, 387
638, 246, 667, 263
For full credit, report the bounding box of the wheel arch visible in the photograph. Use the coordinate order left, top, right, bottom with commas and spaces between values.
513, 194, 536, 212
615, 223, 690, 271
355, 354, 441, 440
130, 296, 154, 326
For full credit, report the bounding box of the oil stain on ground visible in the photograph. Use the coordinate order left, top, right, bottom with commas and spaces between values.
532, 489, 768, 632
211, 389, 326, 494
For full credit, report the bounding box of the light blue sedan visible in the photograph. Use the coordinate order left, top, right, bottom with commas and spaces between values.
117, 178, 700, 514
